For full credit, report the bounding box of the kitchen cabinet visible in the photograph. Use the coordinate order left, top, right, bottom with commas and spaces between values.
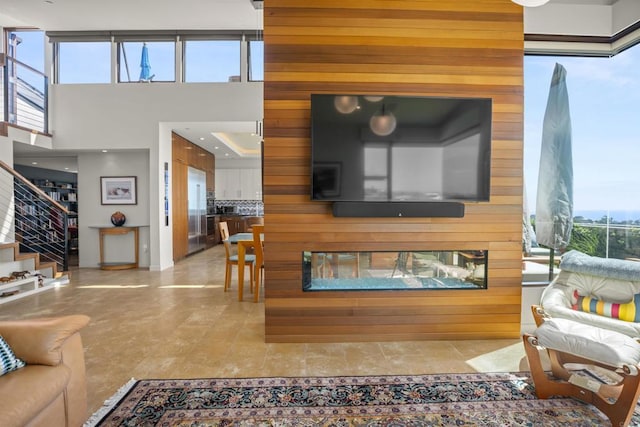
241, 169, 262, 200
215, 169, 241, 199
172, 133, 190, 164
172, 132, 215, 261
206, 215, 220, 247
172, 161, 188, 260
215, 168, 262, 200
220, 216, 246, 236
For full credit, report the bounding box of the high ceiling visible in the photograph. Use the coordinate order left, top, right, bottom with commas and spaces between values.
5, 0, 640, 172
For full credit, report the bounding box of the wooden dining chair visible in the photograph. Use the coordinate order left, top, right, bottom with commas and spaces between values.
219, 221, 255, 293
252, 224, 265, 302
219, 221, 230, 241
246, 216, 264, 233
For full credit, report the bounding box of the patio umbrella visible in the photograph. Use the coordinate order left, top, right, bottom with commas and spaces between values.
522, 181, 536, 255
535, 62, 573, 280
139, 43, 152, 82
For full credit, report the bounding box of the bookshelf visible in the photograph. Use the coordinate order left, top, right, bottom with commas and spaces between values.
17, 179, 79, 256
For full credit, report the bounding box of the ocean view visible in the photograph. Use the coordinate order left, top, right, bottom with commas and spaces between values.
574, 210, 640, 222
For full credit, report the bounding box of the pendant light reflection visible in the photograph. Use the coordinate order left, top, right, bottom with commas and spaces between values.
334, 95, 359, 114
369, 106, 397, 136
363, 96, 384, 103
511, 0, 550, 6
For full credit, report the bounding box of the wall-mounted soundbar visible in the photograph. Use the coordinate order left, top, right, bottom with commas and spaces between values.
332, 202, 465, 218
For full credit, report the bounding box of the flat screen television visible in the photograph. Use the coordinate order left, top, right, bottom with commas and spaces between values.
311, 94, 492, 207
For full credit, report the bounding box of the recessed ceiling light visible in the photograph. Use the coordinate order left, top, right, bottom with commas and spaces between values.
225, 153, 229, 156
64, 167, 69, 170
32, 162, 38, 165
199, 137, 205, 141
102, 149, 108, 153
214, 146, 219, 150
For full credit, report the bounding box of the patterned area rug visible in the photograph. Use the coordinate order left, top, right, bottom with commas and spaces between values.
86, 372, 639, 426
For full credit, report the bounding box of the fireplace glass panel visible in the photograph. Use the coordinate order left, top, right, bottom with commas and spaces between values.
302, 250, 487, 291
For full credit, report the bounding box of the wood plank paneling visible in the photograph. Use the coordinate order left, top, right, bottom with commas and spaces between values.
263, 0, 524, 342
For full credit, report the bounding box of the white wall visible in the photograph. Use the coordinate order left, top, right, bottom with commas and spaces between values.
49, 81, 263, 270
77, 151, 150, 268
0, 136, 15, 243
0, 136, 13, 165
1, 128, 53, 243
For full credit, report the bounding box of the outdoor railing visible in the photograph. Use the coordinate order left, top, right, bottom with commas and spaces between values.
571, 219, 640, 261
1, 55, 48, 134
523, 216, 640, 285
0, 161, 70, 271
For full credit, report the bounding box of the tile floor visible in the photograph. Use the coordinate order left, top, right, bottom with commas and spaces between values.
0, 245, 532, 420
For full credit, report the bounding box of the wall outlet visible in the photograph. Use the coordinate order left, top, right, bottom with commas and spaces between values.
143, 244, 148, 253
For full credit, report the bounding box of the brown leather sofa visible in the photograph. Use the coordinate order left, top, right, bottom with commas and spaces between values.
0, 315, 90, 427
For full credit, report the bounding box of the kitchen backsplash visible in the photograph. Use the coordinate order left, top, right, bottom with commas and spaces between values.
215, 200, 264, 216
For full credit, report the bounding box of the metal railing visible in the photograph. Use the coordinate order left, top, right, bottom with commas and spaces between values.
571, 220, 640, 260
0, 161, 70, 271
1, 55, 48, 134
523, 217, 640, 285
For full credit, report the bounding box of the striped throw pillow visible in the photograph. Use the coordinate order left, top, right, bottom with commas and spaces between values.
0, 335, 25, 376
572, 289, 640, 323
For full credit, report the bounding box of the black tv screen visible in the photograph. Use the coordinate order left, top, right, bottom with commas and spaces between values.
311, 94, 492, 203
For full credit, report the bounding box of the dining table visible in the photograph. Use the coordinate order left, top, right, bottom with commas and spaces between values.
229, 232, 263, 302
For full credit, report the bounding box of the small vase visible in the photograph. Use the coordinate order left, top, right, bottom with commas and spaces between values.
111, 211, 126, 227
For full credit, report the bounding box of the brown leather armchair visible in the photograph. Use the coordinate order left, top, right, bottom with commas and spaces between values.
0, 315, 90, 427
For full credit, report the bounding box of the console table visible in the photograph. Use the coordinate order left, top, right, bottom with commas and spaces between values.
97, 226, 139, 270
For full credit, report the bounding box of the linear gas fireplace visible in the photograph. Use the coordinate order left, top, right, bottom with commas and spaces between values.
302, 250, 487, 291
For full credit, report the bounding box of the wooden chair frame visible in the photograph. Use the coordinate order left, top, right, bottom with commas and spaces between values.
252, 224, 264, 302
524, 305, 640, 427
219, 221, 255, 296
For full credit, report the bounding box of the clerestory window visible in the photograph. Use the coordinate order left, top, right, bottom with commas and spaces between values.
56, 41, 111, 84
183, 40, 240, 83
118, 41, 175, 83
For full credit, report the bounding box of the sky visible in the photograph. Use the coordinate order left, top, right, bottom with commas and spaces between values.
524, 46, 640, 217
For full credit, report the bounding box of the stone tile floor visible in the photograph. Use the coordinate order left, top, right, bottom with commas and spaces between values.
0, 245, 529, 419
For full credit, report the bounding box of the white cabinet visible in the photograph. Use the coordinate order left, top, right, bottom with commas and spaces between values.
241, 169, 263, 200
215, 169, 241, 199
215, 168, 262, 200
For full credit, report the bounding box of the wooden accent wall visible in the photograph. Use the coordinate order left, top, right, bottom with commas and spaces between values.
263, 0, 524, 342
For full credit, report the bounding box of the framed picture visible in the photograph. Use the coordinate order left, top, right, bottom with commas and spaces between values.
101, 176, 137, 205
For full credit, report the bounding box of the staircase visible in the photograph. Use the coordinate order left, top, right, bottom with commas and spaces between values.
0, 242, 69, 304
0, 161, 71, 304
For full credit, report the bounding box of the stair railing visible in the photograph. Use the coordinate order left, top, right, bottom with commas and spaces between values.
0, 160, 70, 271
